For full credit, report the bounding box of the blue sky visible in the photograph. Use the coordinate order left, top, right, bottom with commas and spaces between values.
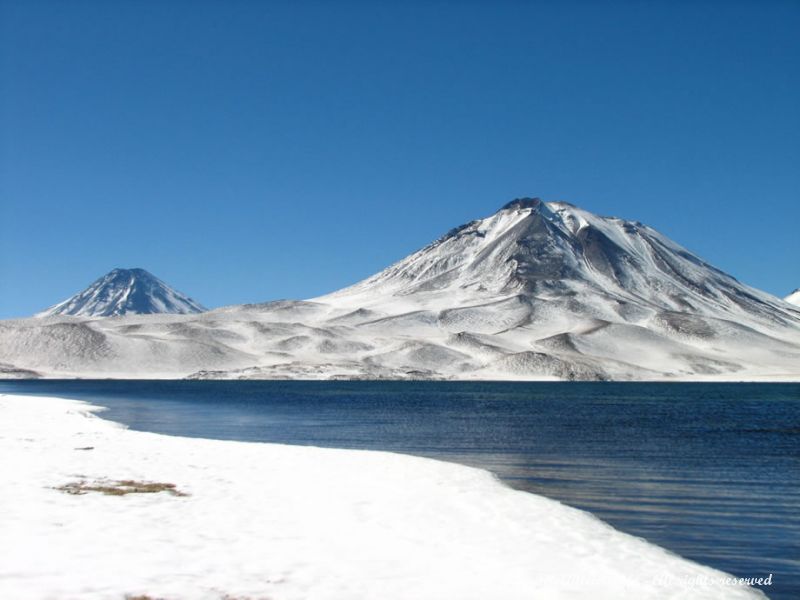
1, 0, 798, 318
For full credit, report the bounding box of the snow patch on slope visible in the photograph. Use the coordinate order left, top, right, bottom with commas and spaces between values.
785, 289, 800, 307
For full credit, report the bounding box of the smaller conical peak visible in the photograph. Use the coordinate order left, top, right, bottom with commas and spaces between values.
501, 197, 545, 212
35, 267, 206, 317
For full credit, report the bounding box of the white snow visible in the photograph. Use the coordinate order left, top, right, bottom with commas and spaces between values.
0, 393, 766, 600
785, 289, 800, 307
4, 200, 800, 380
36, 268, 206, 318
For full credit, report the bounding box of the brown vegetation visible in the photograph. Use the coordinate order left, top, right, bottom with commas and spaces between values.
55, 479, 188, 497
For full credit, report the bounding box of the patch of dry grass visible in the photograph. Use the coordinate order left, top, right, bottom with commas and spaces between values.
55, 478, 188, 497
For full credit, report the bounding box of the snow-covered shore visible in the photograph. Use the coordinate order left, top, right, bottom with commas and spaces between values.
0, 394, 766, 600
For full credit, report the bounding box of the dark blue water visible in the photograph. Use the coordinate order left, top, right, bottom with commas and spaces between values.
2, 380, 798, 599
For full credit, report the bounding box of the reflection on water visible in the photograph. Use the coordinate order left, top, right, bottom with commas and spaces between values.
2, 380, 798, 599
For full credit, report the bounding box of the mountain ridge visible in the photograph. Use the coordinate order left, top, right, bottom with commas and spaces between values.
3, 199, 799, 381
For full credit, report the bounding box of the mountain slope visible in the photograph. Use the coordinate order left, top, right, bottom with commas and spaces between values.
323, 198, 789, 324
786, 289, 800, 307
36, 268, 206, 318
3, 200, 799, 380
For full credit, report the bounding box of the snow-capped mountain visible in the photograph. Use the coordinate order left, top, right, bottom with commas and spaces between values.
2, 200, 799, 380
786, 289, 800, 307
36, 268, 206, 318
324, 198, 790, 322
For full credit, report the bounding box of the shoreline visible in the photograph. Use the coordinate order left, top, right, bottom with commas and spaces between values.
4, 372, 800, 383
0, 393, 766, 599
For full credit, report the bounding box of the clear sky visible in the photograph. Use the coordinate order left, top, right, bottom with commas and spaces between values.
1, 0, 798, 318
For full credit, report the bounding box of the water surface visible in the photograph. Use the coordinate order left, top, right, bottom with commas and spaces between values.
2, 380, 797, 598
